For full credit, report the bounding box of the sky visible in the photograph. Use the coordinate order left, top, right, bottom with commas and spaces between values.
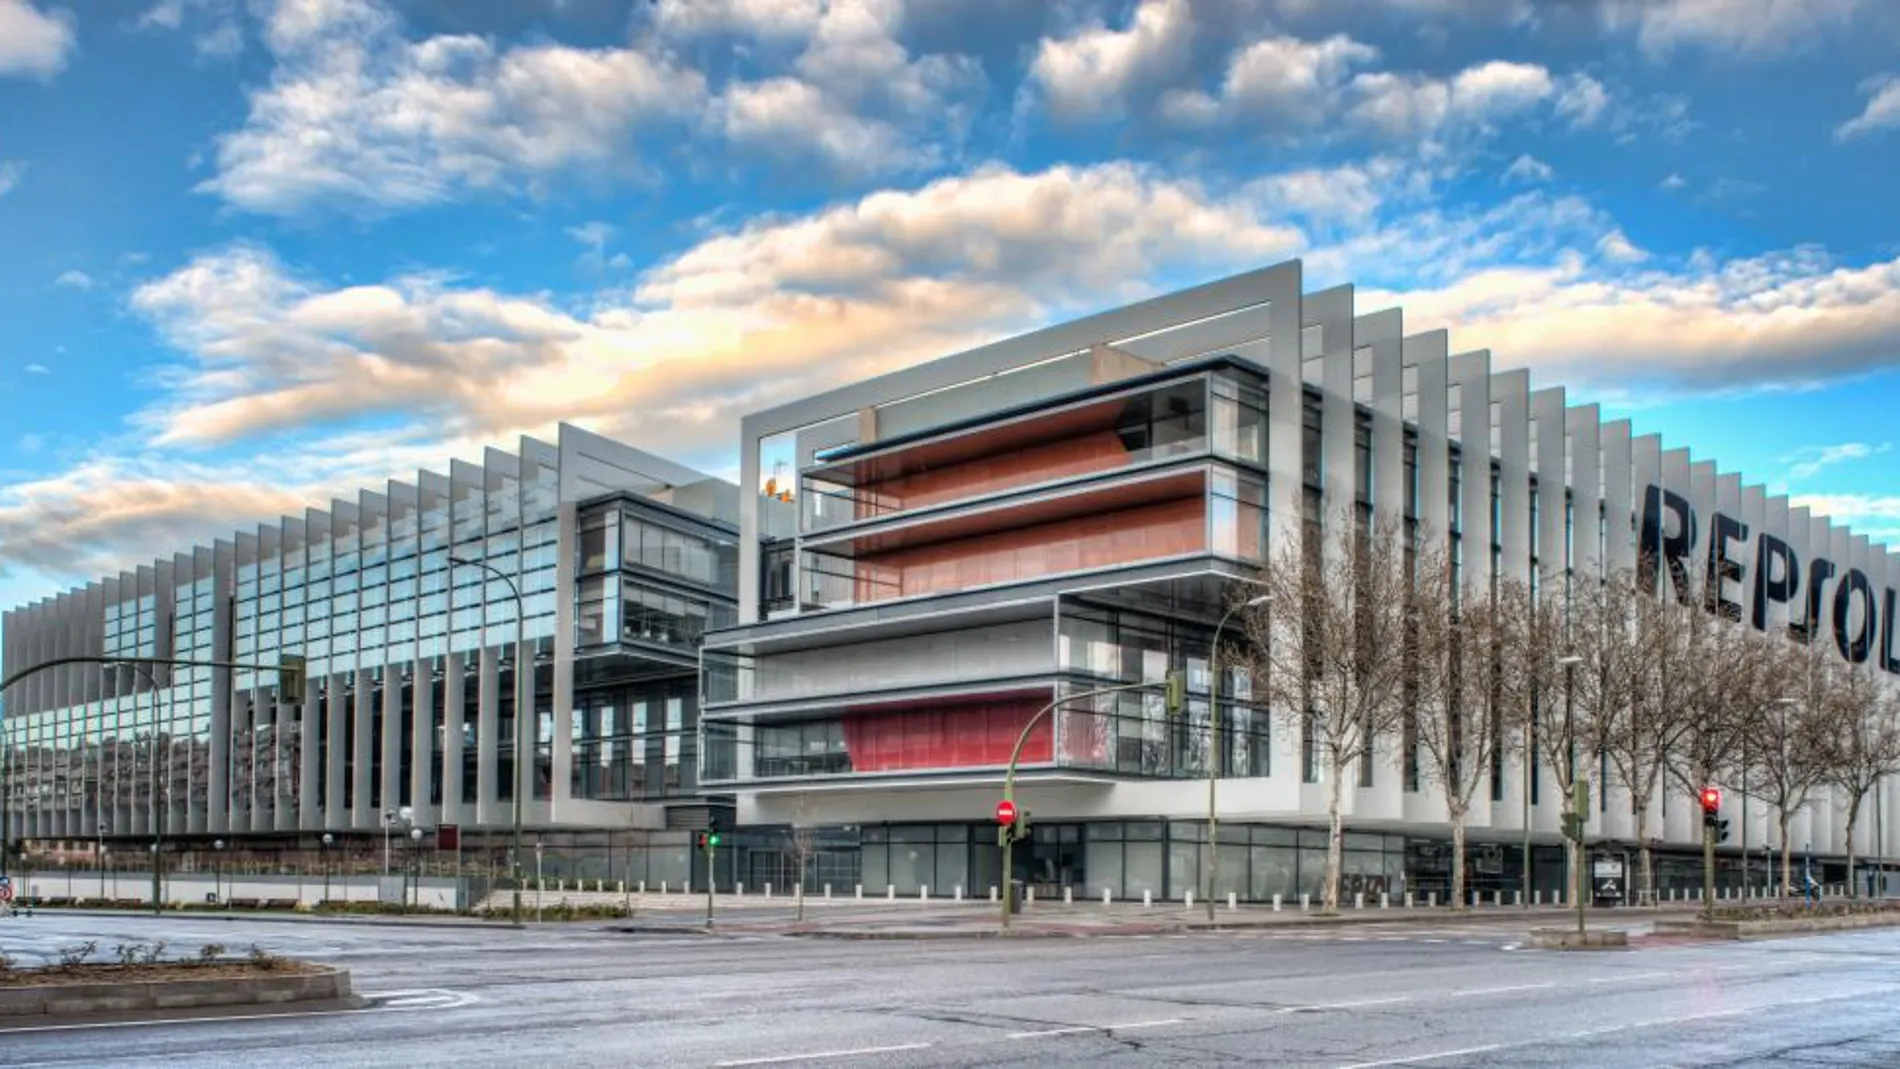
1, 0, 1899, 613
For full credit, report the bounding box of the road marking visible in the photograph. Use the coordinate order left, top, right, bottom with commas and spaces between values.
1104, 1018, 1185, 1031
1336, 1043, 1503, 1068
1008, 1026, 1100, 1039
1284, 996, 1411, 1013
0, 1005, 371, 1035
1450, 982, 1555, 998
713, 1044, 931, 1067
1587, 971, 1669, 983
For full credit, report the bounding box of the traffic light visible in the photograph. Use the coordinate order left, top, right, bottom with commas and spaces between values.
1714, 818, 1730, 844
706, 814, 724, 849
279, 653, 306, 697
1700, 786, 1721, 815
1164, 670, 1185, 715
1561, 812, 1586, 842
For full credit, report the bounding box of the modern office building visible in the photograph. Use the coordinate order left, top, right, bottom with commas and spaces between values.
2, 425, 740, 888
700, 260, 1900, 904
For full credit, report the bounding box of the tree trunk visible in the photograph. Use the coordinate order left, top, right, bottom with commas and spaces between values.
1844, 795, 1864, 900
1324, 748, 1346, 913
1779, 812, 1794, 898
1449, 808, 1468, 911
1633, 802, 1654, 908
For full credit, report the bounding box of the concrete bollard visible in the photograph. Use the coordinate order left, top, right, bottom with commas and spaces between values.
1273, 894, 1283, 912
1404, 892, 1413, 908
1301, 893, 1311, 911
1228, 892, 1238, 911
1064, 886, 1073, 905
824, 884, 832, 899
736, 883, 745, 897
1026, 886, 1036, 905
921, 885, 930, 901
887, 885, 895, 901
660, 881, 668, 895
794, 882, 803, 902
1143, 890, 1153, 907
638, 881, 646, 894
1103, 888, 1113, 905
1426, 892, 1436, 908
1533, 889, 1541, 905
989, 885, 998, 902
618, 880, 626, 894
1381, 892, 1390, 909
1354, 892, 1364, 910
1184, 889, 1195, 910
855, 884, 864, 900
1514, 890, 1522, 906
765, 883, 772, 898
955, 885, 964, 901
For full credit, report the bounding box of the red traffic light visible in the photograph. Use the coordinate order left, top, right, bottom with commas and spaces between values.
996, 799, 1018, 825
1700, 787, 1722, 813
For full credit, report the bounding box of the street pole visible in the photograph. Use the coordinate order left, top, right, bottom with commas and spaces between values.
704, 836, 715, 930
999, 677, 1182, 930
450, 556, 528, 929
1205, 594, 1270, 924
122, 662, 166, 916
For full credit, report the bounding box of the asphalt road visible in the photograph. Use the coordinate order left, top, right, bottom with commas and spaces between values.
2, 911, 1898, 1067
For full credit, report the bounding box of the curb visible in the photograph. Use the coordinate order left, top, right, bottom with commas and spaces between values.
25, 908, 504, 932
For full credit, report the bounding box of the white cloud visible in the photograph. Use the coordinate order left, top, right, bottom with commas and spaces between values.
1503, 154, 1554, 184
1660, 172, 1687, 190
0, 0, 75, 79
53, 269, 92, 290
1602, 0, 1865, 59
1027, 0, 1197, 122
648, 0, 824, 41
201, 0, 708, 216
24, 363, 49, 374
1782, 441, 1891, 481
1595, 227, 1648, 262
1554, 73, 1609, 127
1788, 493, 1900, 526
137, 0, 243, 58
1836, 74, 1900, 142
0, 160, 22, 197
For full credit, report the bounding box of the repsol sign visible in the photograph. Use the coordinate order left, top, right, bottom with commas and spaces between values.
1640, 485, 1898, 673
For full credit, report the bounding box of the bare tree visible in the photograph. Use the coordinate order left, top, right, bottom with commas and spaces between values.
1821, 659, 1900, 897
1237, 512, 1416, 913
1410, 536, 1510, 908
1744, 636, 1836, 897
787, 796, 817, 922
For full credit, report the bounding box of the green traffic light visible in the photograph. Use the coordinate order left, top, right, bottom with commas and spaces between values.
708, 834, 721, 847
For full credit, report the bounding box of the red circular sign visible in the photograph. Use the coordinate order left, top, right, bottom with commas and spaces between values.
996, 799, 1018, 825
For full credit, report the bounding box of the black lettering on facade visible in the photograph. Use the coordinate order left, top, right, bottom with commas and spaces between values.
1753, 533, 1800, 634
1640, 484, 1697, 605
1706, 512, 1747, 622
1882, 587, 1900, 674
1834, 568, 1877, 664
1804, 557, 1837, 644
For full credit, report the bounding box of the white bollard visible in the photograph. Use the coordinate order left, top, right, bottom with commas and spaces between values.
1514, 890, 1523, 906
1381, 892, 1390, 909
618, 880, 626, 894
1404, 892, 1414, 908
1354, 892, 1364, 910
955, 885, 964, 901
1426, 892, 1436, 908
638, 881, 646, 894
989, 885, 998, 902
661, 881, 668, 895
1184, 889, 1195, 910
921, 885, 929, 901
1533, 889, 1541, 905
764, 883, 772, 898
736, 883, 745, 897
1228, 892, 1238, 911
1143, 889, 1153, 907
824, 884, 832, 899
855, 884, 864, 899
1026, 886, 1036, 904
794, 882, 803, 902
1301, 893, 1310, 911
1063, 886, 1073, 905
1103, 888, 1112, 905
1273, 894, 1283, 912
887, 885, 895, 901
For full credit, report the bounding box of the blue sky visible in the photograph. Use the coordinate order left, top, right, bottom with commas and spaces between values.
1, 0, 1899, 612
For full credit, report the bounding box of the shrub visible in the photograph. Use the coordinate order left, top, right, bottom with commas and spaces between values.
114, 943, 146, 966
0, 951, 14, 973
143, 941, 168, 966
57, 941, 99, 969
198, 943, 226, 965
248, 944, 281, 971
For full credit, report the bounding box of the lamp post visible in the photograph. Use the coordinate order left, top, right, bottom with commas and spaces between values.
1529, 654, 1585, 909
97, 821, 107, 900
406, 827, 423, 913
320, 832, 333, 904
213, 838, 225, 906
117, 661, 167, 917
1205, 593, 1271, 923
449, 555, 528, 929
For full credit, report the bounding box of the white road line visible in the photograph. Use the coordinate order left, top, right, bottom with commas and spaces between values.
1336, 1043, 1503, 1068
0, 1005, 372, 1035
1008, 1026, 1100, 1039
1587, 971, 1670, 983
713, 1044, 931, 1067
1284, 996, 1411, 1013
1450, 982, 1555, 998
1104, 1018, 1185, 1031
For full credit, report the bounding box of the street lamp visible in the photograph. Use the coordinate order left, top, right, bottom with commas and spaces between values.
213, 839, 225, 906
1205, 593, 1271, 922
449, 555, 529, 929
406, 827, 423, 913
1527, 654, 1585, 910
321, 832, 334, 904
